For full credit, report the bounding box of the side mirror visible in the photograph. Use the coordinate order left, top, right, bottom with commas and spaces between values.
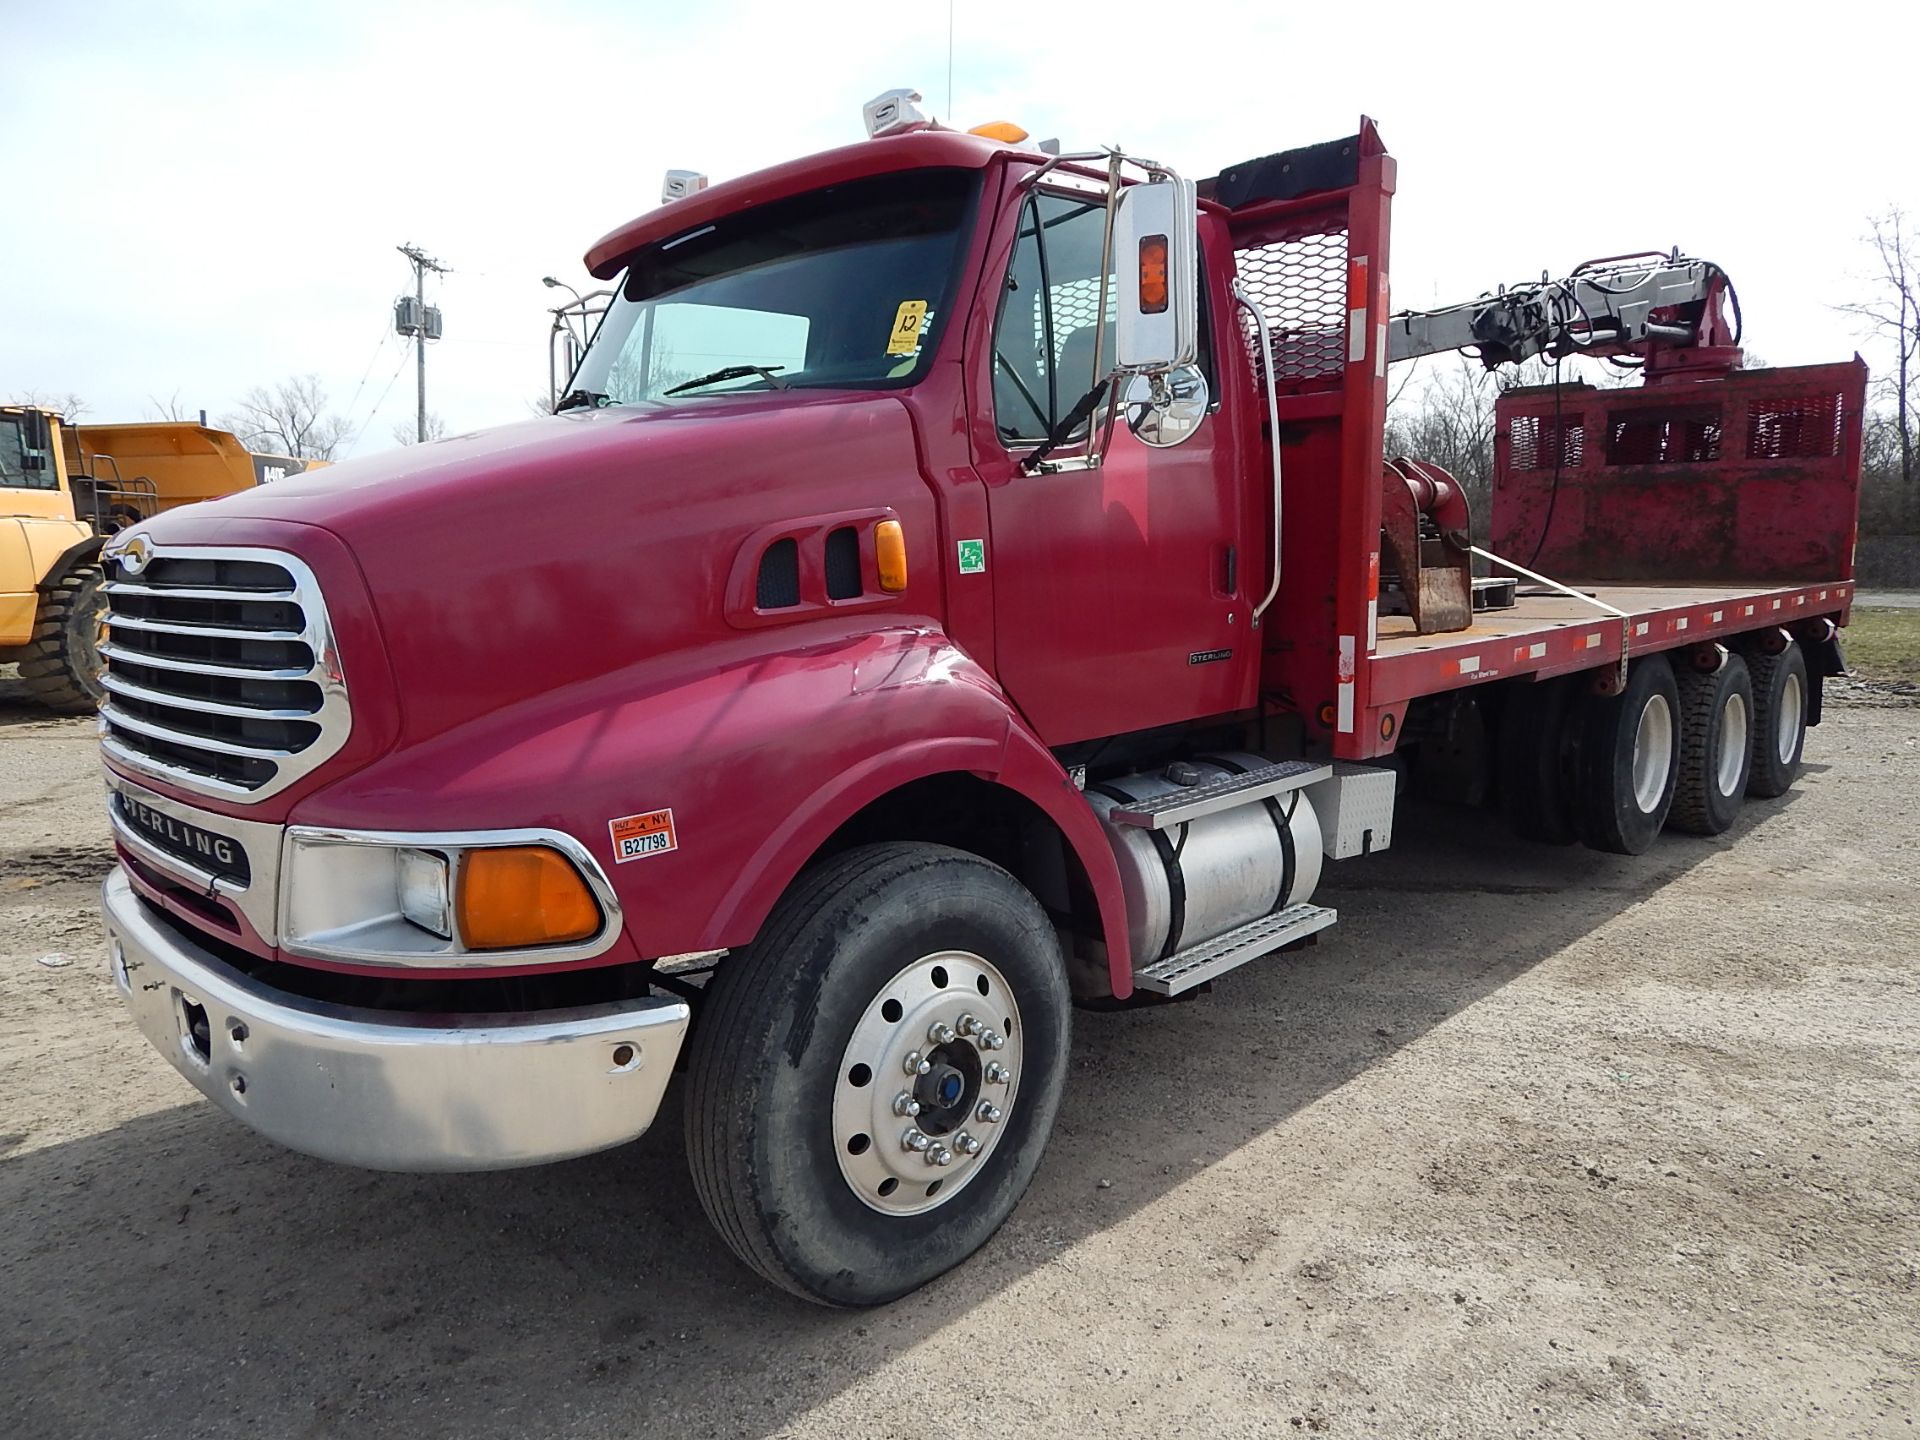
1113, 176, 1198, 373
20, 408, 52, 454
1123, 365, 1209, 448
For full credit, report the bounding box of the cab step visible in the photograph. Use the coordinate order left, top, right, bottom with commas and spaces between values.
1131, 902, 1338, 996
1107, 759, 1331, 829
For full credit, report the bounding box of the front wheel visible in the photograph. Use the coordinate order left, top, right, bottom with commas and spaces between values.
684, 843, 1070, 1306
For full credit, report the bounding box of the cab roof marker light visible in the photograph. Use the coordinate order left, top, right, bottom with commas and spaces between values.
661, 169, 709, 205
863, 87, 928, 139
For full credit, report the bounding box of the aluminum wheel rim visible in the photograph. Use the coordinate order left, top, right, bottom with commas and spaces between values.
1777, 673, 1804, 766
1717, 689, 1750, 797
833, 949, 1023, 1217
1631, 693, 1674, 813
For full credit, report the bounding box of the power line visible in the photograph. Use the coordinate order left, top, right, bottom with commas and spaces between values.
349, 349, 416, 456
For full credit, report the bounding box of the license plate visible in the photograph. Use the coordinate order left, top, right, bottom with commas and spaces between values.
115, 794, 251, 885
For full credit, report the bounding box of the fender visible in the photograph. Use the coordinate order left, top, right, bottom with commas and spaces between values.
298, 626, 1138, 993
38, 533, 104, 588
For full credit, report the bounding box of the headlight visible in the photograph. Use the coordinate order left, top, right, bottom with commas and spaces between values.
396, 847, 451, 939
280, 828, 615, 967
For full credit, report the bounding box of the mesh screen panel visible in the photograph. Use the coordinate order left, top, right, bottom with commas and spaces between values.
1235, 228, 1349, 383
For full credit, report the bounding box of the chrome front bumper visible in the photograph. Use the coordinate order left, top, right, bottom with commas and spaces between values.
103, 869, 690, 1172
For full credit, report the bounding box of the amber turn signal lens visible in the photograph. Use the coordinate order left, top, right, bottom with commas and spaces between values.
875, 519, 908, 593
1138, 234, 1169, 314
456, 846, 600, 949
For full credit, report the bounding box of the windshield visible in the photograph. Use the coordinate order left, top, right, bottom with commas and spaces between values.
570, 168, 976, 404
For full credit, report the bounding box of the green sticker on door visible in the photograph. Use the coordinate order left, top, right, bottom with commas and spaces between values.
957, 538, 986, 575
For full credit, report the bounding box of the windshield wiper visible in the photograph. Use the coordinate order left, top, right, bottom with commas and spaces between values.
554, 389, 612, 413
664, 365, 788, 396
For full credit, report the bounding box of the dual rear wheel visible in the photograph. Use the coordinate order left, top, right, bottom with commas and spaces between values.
1500, 638, 1808, 854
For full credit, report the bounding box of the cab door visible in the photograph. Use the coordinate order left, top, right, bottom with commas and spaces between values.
967, 187, 1252, 747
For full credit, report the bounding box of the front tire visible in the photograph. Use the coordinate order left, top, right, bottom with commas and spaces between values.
685, 843, 1070, 1306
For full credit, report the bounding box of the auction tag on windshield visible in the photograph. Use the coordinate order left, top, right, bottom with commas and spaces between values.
609, 808, 677, 863
886, 300, 930, 356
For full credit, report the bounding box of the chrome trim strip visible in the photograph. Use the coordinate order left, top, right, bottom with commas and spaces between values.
101, 735, 261, 800
100, 703, 302, 760
104, 870, 688, 1173
100, 671, 319, 722
106, 613, 306, 642
104, 768, 285, 942
278, 824, 627, 969
98, 542, 352, 803
101, 641, 310, 682
105, 581, 297, 602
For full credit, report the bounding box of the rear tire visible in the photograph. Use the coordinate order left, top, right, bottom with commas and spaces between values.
1569, 655, 1680, 855
1745, 639, 1807, 799
18, 563, 106, 714
1498, 677, 1577, 845
684, 842, 1070, 1307
1668, 652, 1753, 835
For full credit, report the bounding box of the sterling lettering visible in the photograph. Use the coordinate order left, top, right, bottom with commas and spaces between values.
121, 798, 240, 870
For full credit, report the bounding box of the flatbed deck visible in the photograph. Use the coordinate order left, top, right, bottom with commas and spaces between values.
1370, 578, 1856, 705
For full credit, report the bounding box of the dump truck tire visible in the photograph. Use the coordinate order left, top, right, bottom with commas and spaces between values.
18, 563, 107, 714
685, 842, 1070, 1307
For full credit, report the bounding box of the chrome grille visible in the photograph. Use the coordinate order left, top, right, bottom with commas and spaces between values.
100, 545, 350, 802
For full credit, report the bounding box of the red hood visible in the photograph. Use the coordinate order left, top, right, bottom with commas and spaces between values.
137, 392, 940, 750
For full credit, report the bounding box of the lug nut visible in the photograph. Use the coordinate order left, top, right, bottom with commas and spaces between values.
985, 1062, 1011, 1085
893, 1092, 921, 1118
902, 1128, 931, 1153
977, 1029, 1004, 1051
957, 1013, 979, 1035
955, 1132, 982, 1156
927, 1022, 956, 1045
927, 1145, 954, 1167
976, 1101, 1002, 1123
903, 1049, 931, 1076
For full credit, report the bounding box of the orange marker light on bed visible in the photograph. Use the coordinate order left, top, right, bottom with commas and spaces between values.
456, 846, 600, 949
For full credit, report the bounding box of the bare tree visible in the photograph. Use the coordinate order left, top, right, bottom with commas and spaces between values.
146, 390, 195, 422
9, 389, 88, 421
1837, 209, 1918, 487
219, 374, 349, 459
1383, 354, 1633, 532
390, 413, 448, 446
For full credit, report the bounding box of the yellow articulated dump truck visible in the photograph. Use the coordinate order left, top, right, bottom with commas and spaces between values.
2, 407, 325, 712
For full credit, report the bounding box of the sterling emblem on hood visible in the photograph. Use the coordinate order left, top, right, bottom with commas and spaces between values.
103, 531, 152, 575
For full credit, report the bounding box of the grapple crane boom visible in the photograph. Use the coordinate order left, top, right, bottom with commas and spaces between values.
1387, 251, 1743, 381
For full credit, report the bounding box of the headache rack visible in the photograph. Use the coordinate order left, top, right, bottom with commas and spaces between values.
99, 546, 351, 802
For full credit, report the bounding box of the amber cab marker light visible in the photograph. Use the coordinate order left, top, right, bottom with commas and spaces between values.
456, 846, 600, 949
1138, 235, 1170, 314
875, 520, 909, 592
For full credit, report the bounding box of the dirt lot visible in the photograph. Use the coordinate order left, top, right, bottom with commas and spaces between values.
2, 677, 1916, 1440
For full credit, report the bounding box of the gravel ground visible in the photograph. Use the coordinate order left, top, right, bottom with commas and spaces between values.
2, 679, 1916, 1439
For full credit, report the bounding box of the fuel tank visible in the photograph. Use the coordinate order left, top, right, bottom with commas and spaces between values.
1085, 752, 1324, 965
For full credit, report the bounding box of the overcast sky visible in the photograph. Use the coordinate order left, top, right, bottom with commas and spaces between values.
5, 0, 1915, 457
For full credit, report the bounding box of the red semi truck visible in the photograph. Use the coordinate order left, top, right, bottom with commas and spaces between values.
98, 99, 1863, 1305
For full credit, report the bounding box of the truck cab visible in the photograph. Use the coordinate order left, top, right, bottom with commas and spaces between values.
96, 103, 1861, 1306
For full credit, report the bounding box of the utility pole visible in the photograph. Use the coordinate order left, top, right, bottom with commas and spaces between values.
394, 243, 448, 443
